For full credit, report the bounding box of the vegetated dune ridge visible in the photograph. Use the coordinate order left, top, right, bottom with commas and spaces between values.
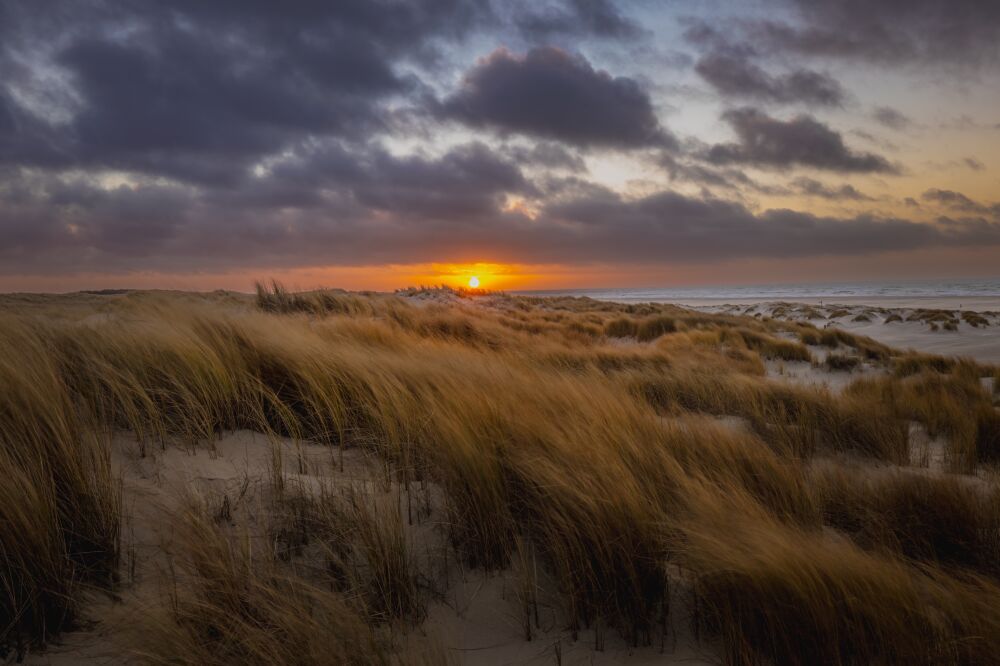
1, 285, 999, 665
700, 301, 1000, 365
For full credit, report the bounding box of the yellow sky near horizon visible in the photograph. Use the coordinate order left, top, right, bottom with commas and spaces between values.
5, 243, 1000, 295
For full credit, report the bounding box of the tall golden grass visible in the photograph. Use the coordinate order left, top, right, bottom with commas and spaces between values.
847, 366, 1000, 471
0, 317, 121, 658
1, 284, 999, 664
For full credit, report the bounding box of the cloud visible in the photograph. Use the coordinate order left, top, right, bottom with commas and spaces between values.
6, 159, 1000, 275
440, 47, 674, 149
0, 0, 497, 185
0, 141, 538, 273
501, 142, 588, 172
754, 0, 1000, 66
535, 189, 1000, 263
254, 140, 536, 220
0, 170, 194, 262
683, 1, 1000, 71
695, 52, 845, 107
513, 0, 640, 40
353, 143, 536, 220
791, 177, 875, 201
788, 0, 1000, 63
872, 106, 911, 130
705, 107, 898, 173
658, 154, 789, 195
963, 157, 986, 171
0, 90, 72, 169
922, 188, 1000, 216
1, 0, 998, 283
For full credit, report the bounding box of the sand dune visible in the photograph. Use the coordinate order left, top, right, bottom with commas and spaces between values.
5, 287, 1000, 665
695, 300, 1000, 364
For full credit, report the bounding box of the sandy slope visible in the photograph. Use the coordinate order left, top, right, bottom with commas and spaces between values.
24, 431, 715, 665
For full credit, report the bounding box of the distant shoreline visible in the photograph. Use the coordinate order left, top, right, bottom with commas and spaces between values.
520, 278, 1000, 311
653, 296, 1000, 310
691, 300, 1000, 365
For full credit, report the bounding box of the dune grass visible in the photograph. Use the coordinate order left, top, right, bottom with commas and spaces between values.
136, 501, 391, 666
678, 490, 1000, 665
0, 318, 121, 658
847, 367, 1000, 471
1, 285, 999, 664
811, 465, 1000, 574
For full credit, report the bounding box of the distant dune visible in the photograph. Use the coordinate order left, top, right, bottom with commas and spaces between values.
699, 300, 1000, 364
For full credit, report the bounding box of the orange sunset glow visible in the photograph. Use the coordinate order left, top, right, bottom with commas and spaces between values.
407, 263, 513, 290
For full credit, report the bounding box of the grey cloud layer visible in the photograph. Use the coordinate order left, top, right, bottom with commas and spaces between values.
1, 0, 997, 279
922, 189, 1000, 217
772, 0, 1000, 65
512, 0, 640, 40
791, 177, 875, 201
695, 53, 845, 107
686, 0, 1000, 67
705, 108, 897, 173
872, 107, 912, 130
5, 163, 1000, 273
540, 191, 1000, 262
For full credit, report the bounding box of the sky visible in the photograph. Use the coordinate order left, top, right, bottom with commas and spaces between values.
2, 0, 1000, 292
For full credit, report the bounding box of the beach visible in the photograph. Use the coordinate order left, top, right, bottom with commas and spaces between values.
680, 298, 1000, 364
527, 281, 1000, 364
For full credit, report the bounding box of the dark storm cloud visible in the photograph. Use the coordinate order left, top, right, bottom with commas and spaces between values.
791, 177, 875, 201
695, 52, 845, 107
59, 35, 382, 185
705, 108, 898, 173
872, 106, 912, 130
440, 47, 675, 149
0, 0, 497, 185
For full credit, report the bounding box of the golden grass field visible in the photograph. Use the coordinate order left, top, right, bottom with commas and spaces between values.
2, 283, 1000, 664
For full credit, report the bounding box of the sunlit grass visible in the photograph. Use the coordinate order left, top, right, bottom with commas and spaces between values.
1, 284, 998, 663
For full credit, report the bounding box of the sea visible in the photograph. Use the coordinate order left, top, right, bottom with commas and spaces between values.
519, 278, 1000, 304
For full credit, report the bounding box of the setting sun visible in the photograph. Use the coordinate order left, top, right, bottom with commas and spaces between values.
468, 276, 480, 288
